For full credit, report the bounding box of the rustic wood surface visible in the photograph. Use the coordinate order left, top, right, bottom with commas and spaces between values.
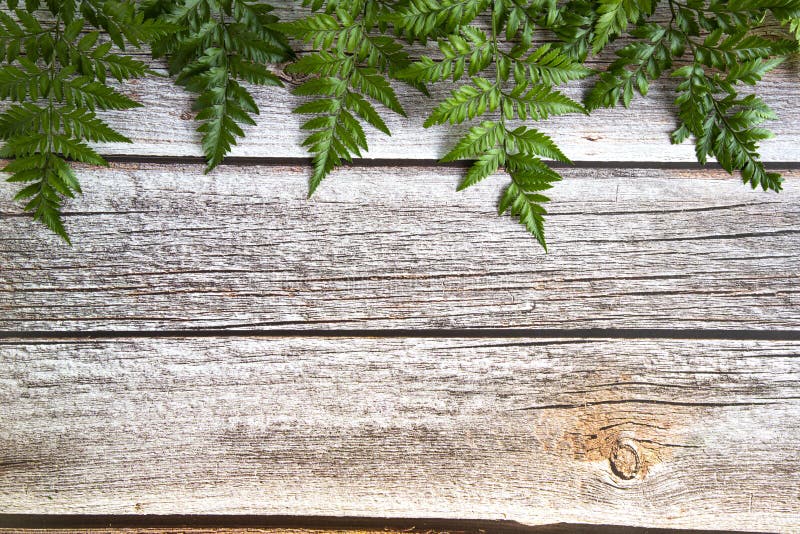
2, 5, 800, 531
94, 63, 800, 163
0, 532, 733, 534
2, 336, 799, 531
2, 164, 799, 331
13, 7, 800, 162
0, 531, 588, 534
84, 3, 800, 163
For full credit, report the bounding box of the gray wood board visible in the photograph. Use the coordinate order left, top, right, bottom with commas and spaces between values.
2, 164, 799, 331
92, 63, 800, 163
2, 336, 799, 531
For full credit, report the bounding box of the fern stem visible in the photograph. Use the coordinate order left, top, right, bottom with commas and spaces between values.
44, 13, 63, 156
490, 2, 508, 152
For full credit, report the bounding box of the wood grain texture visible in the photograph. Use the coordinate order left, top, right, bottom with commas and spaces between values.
92, 63, 800, 163
3, 6, 800, 530
1, 530, 431, 534
0, 532, 528, 534
2, 336, 799, 531
2, 164, 799, 331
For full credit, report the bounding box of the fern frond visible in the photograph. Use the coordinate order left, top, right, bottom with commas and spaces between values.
498, 181, 550, 250
0, 3, 152, 242
504, 82, 585, 120
387, 0, 491, 43
585, 22, 683, 110
62, 76, 142, 110
406, 0, 588, 248
440, 120, 504, 162
582, 0, 796, 201
458, 148, 505, 190
282, 1, 409, 194
517, 43, 594, 86
286, 51, 354, 77
397, 26, 492, 84
152, 0, 293, 171
424, 77, 500, 126
672, 63, 783, 192
592, 0, 655, 54
506, 126, 570, 163
351, 66, 405, 115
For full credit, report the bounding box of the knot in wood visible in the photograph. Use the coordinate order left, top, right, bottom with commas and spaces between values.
609, 439, 640, 480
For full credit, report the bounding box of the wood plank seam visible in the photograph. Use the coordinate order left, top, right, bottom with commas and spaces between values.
95, 155, 800, 169
0, 514, 768, 534
3, 329, 800, 340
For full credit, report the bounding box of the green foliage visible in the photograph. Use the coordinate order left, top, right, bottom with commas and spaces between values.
585, 22, 684, 109
3, 0, 798, 247
782, 15, 800, 40
147, 0, 293, 172
388, 0, 491, 43
0, 1, 168, 242
592, 0, 655, 53
395, 26, 492, 83
579, 0, 800, 194
672, 63, 783, 191
279, 0, 411, 195
396, 0, 590, 248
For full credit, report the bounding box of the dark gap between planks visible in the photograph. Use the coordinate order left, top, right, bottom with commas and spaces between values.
0, 514, 768, 534
3, 328, 800, 341
99, 155, 800, 170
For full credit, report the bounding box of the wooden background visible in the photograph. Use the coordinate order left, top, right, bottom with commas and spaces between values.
2, 8, 800, 533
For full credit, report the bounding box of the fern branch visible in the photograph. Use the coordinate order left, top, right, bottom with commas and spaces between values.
0, 3, 150, 242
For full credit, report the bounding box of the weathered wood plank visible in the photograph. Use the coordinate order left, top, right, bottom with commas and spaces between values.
0, 528, 735, 534
2, 164, 798, 331
6, 5, 799, 162
56, 3, 800, 163
2, 336, 799, 531
0, 528, 404, 534
93, 64, 800, 162
3, 529, 433, 534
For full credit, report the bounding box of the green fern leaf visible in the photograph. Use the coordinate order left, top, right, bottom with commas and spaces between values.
152, 0, 293, 171
458, 147, 505, 190
498, 181, 549, 250
351, 67, 405, 115
0, 2, 150, 242
424, 77, 500, 126
520, 43, 594, 85
506, 126, 570, 163
283, 1, 409, 195
388, 0, 491, 43
440, 120, 504, 162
